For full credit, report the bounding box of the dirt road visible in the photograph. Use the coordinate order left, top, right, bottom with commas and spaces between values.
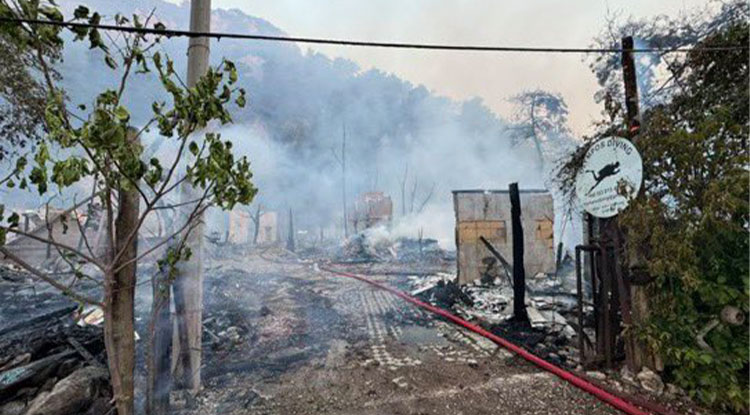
177, 254, 619, 415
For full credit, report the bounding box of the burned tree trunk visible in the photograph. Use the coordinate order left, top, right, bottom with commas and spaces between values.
286, 208, 295, 253
147, 263, 172, 415
509, 183, 528, 324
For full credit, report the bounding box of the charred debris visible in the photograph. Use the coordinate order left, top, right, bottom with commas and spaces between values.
0, 186, 595, 414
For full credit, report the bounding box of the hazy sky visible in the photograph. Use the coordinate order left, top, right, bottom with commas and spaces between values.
198, 0, 707, 136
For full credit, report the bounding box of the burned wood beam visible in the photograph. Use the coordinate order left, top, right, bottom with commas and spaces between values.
67, 336, 99, 366
508, 183, 528, 324
0, 305, 76, 337
0, 350, 76, 402
478, 236, 513, 286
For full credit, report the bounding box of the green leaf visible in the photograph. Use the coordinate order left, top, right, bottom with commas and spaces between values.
88, 28, 103, 50
15, 156, 27, 173
89, 12, 101, 25
73, 5, 89, 19
8, 212, 19, 228
114, 106, 130, 122
105, 55, 117, 69
236, 89, 246, 108
39, 6, 63, 22
189, 141, 199, 156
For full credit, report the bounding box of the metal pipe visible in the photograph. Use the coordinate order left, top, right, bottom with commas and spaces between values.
575, 247, 585, 363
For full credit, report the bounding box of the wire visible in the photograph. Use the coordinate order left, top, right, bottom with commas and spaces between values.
0, 16, 746, 54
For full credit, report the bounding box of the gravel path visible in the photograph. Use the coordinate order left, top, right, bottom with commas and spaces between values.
179, 256, 621, 415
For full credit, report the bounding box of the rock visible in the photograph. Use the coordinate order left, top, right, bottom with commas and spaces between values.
225, 326, 242, 342
562, 324, 576, 338
620, 366, 636, 384
25, 366, 109, 415
586, 371, 607, 380
392, 376, 408, 388
82, 397, 111, 415
0, 400, 26, 415
636, 368, 664, 395
665, 383, 683, 396
526, 307, 546, 326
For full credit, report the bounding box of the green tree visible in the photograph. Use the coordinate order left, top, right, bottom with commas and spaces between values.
557, 17, 748, 412
619, 22, 748, 412
0, 2, 256, 414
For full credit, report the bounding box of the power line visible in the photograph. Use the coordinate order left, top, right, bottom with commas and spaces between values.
0, 16, 746, 54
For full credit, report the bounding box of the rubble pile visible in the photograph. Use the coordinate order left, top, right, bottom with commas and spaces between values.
410, 275, 474, 309
0, 265, 110, 415
337, 229, 450, 264
406, 268, 581, 368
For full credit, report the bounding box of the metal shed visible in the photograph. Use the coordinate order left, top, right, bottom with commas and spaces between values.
453, 189, 555, 285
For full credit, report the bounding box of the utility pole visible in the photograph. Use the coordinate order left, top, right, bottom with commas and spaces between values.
622, 36, 641, 134
509, 183, 528, 324
173, 0, 211, 394
621, 35, 651, 372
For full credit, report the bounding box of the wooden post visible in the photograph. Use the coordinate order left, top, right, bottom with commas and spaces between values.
341, 122, 348, 238
621, 36, 653, 372
622, 37, 641, 134
575, 247, 584, 362
147, 264, 172, 415
148, 196, 174, 415
508, 183, 528, 323
172, 0, 211, 394
251, 204, 261, 245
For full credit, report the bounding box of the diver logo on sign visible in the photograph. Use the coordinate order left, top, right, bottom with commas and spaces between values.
575, 137, 642, 218
585, 161, 620, 195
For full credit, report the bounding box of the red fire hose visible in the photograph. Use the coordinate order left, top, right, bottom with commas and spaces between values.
322, 266, 650, 415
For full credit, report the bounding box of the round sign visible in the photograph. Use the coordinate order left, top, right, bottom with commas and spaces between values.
575, 136, 642, 218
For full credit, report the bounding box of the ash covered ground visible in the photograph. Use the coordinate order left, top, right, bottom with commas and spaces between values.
173, 248, 619, 415
0, 234, 705, 415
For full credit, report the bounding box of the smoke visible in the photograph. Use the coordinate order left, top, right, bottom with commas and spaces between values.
211, 90, 548, 250
0, 0, 583, 252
